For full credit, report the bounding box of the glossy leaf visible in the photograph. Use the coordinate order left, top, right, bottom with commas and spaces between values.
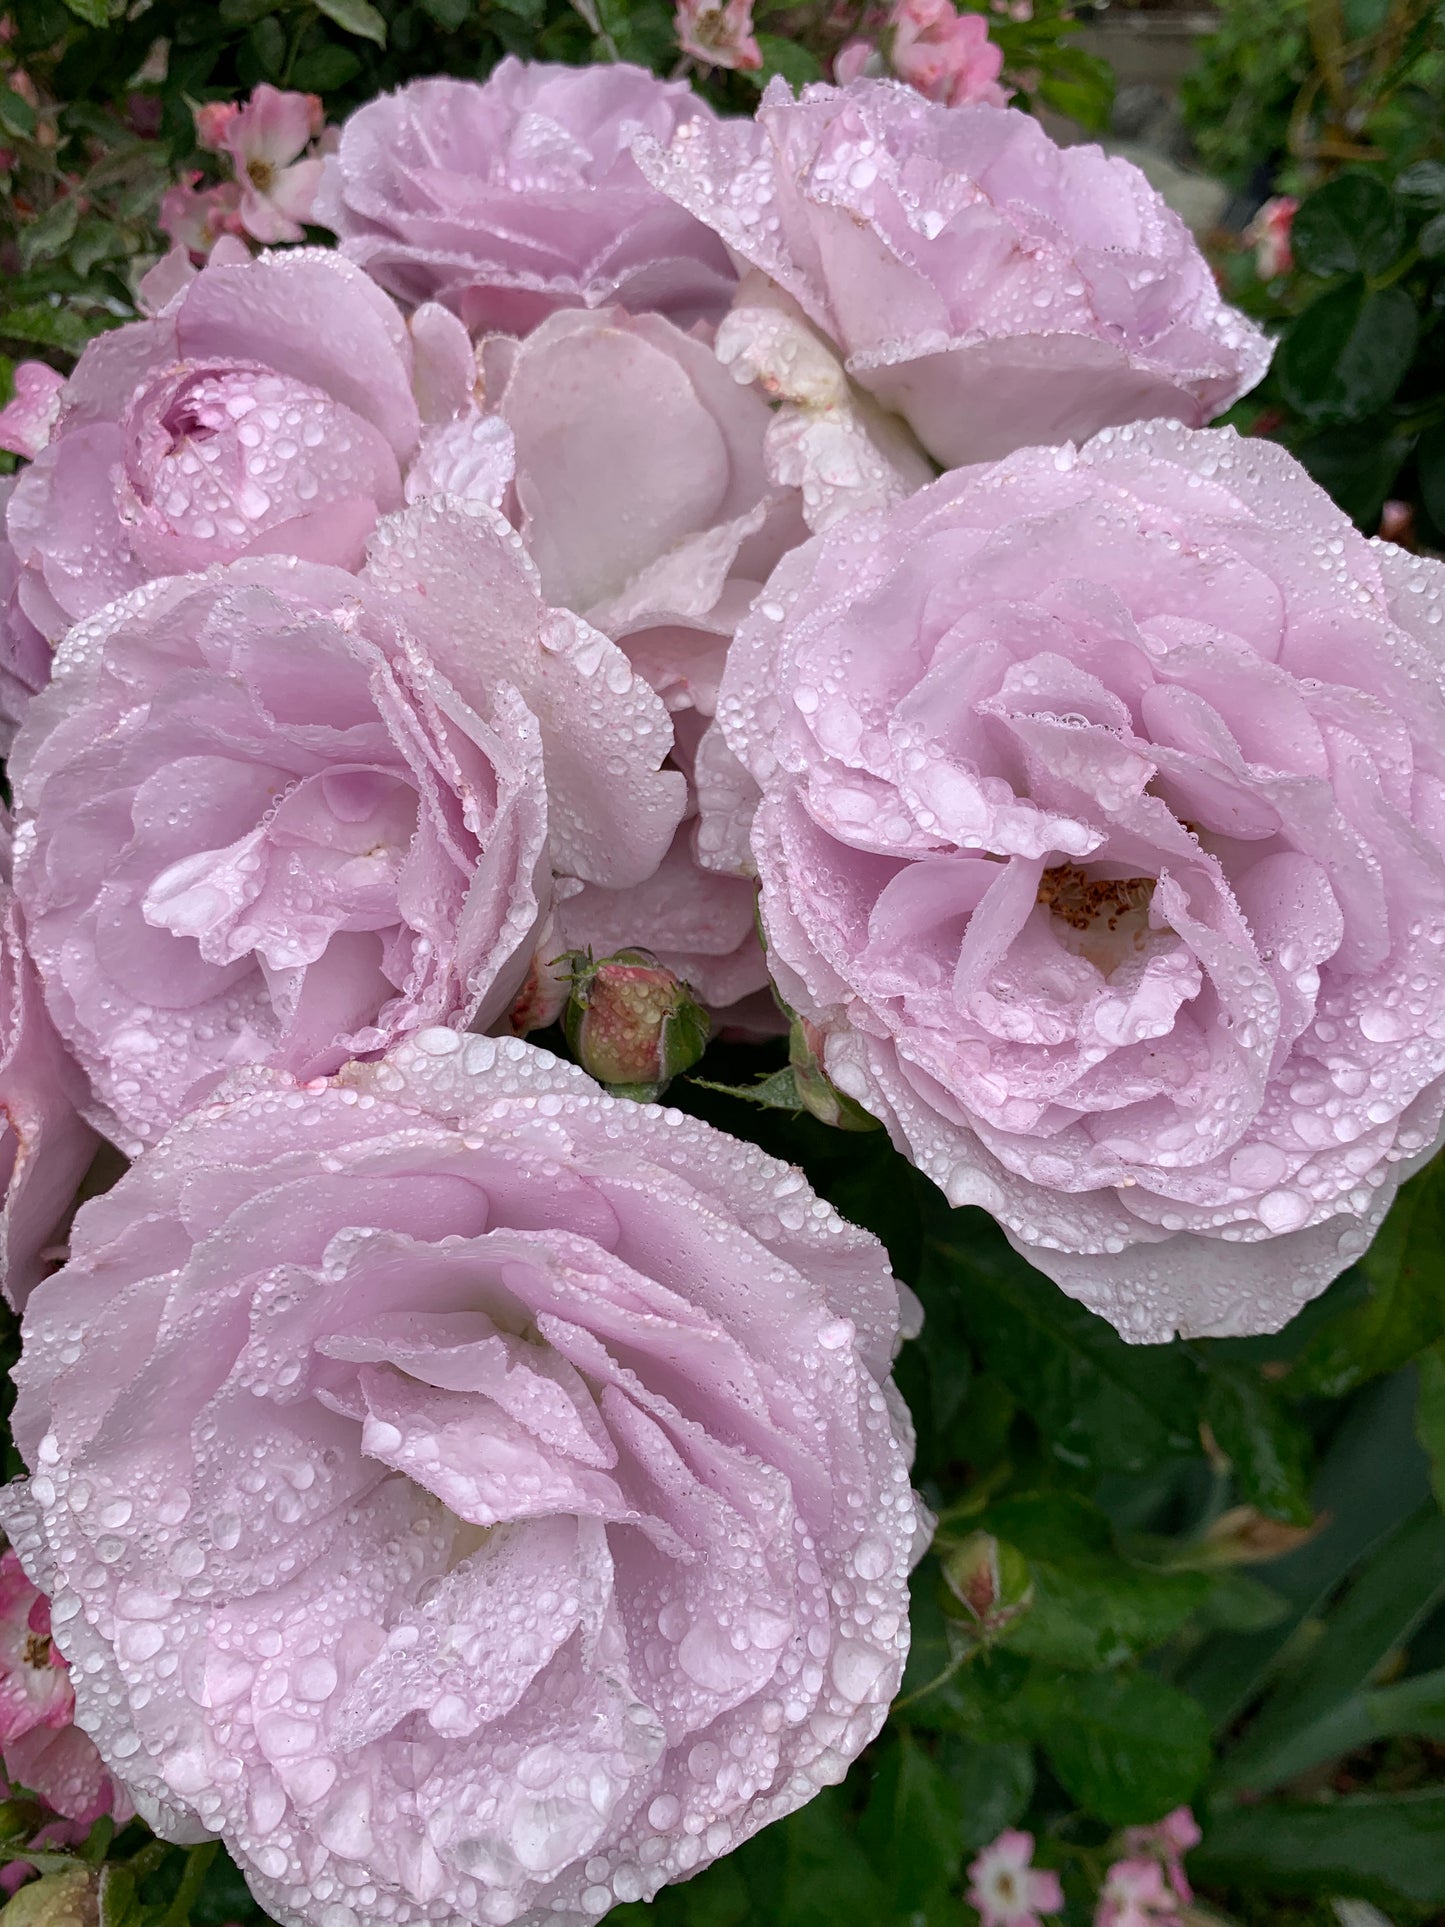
1023, 1668, 1211, 1826
933, 1225, 1202, 1475
1290, 174, 1403, 279
1415, 1339, 1445, 1508
1204, 1364, 1314, 1524
857, 1732, 965, 1912
1195, 1792, 1445, 1908
314, 0, 388, 43
1276, 279, 1417, 424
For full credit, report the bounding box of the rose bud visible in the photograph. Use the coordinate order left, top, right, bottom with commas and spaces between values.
562, 948, 710, 1099
941, 1530, 1033, 1644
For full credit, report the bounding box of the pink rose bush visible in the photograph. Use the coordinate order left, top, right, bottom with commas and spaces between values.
193, 85, 333, 245
638, 78, 1270, 466
11, 500, 682, 1149
0, 1549, 131, 1828
710, 420, 1445, 1341
888, 0, 1008, 109
314, 61, 737, 335
4, 247, 482, 648
674, 0, 763, 73
0, 1028, 922, 1926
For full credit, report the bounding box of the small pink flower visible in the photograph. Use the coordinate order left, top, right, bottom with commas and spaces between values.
1096, 1858, 1182, 1927
1123, 1808, 1202, 1904
967, 1829, 1063, 1926
0, 364, 63, 462
0, 1552, 130, 1827
196, 83, 330, 244
1246, 195, 1297, 280
890, 0, 1008, 108
674, 0, 763, 70
0, 1550, 70, 1742
157, 169, 244, 259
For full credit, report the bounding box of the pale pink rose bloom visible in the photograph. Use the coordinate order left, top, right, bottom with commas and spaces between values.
0, 365, 64, 462
637, 78, 1271, 467
0, 1027, 923, 1926
158, 170, 245, 259
1245, 195, 1298, 281
833, 40, 878, 82
12, 500, 682, 1148
1096, 1858, 1182, 1926
674, 0, 763, 72
711, 421, 1445, 1342
480, 303, 802, 715
967, 1828, 1063, 1926
1123, 1808, 1201, 1903
314, 60, 737, 335
4, 247, 478, 644
0, 1551, 131, 1827
891, 0, 1008, 108
195, 84, 329, 244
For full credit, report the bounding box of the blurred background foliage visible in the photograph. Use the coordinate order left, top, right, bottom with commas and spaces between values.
3, 1, 1445, 1924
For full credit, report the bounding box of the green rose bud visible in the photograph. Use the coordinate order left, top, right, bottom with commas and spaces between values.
562, 949, 710, 1101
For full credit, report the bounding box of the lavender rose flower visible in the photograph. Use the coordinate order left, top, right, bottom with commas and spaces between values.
314, 61, 737, 337
638, 78, 1270, 468
13, 500, 683, 1149
4, 248, 477, 646
712, 422, 1445, 1341
0, 1028, 922, 1927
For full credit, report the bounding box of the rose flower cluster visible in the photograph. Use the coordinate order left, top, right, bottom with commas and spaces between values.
0, 49, 1441, 1927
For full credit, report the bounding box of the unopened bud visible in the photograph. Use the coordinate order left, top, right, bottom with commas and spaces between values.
789, 1018, 882, 1131
941, 1531, 1033, 1642
1197, 1504, 1322, 1567
562, 950, 710, 1101
0, 1870, 98, 1927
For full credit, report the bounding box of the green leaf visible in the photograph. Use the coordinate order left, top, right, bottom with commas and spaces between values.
419, 0, 473, 22
287, 43, 364, 88
1415, 1340, 1445, 1508
59, 0, 111, 21
1032, 46, 1115, 136
1204, 1363, 1314, 1524
1293, 1157, 1445, 1395
1218, 1504, 1445, 1792
857, 1731, 965, 1911
1197, 1571, 1292, 1634
750, 33, 823, 89
17, 198, 80, 273
1419, 423, 1445, 536
0, 88, 37, 141
313, 0, 388, 43
1293, 420, 1411, 533
0, 302, 103, 357
1195, 1791, 1445, 1908
1275, 279, 1418, 425
933, 1222, 1203, 1475
1290, 175, 1404, 279
1023, 1668, 1211, 1827
246, 13, 288, 76
1395, 159, 1445, 208
947, 1737, 1035, 1853
1420, 211, 1445, 260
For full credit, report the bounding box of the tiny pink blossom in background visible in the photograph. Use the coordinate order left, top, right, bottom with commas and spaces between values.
890, 0, 1008, 108
833, 39, 880, 81
0, 365, 63, 463
157, 169, 243, 258
675, 0, 763, 70
1246, 195, 1298, 280
193, 82, 332, 244
1123, 1808, 1201, 1904
0, 1549, 131, 1831
1096, 1858, 1184, 1927
966, 1829, 1063, 1927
